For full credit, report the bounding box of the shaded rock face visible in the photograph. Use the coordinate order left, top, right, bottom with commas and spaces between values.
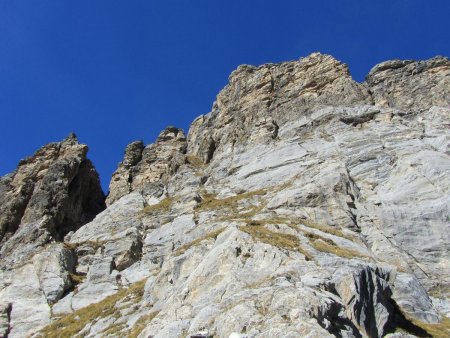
0, 134, 106, 337
0, 134, 105, 244
106, 126, 187, 205
2, 53, 450, 338
0, 134, 105, 269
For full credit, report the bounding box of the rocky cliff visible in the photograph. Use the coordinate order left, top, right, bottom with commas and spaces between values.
0, 53, 449, 338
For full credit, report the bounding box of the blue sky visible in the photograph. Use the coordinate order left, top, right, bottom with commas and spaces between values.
1, 0, 449, 191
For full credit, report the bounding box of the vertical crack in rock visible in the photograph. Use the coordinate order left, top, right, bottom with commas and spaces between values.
0, 302, 12, 338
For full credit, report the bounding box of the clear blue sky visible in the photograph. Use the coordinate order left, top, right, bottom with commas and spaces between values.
1, 0, 449, 191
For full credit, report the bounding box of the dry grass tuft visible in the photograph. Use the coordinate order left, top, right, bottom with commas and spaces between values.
140, 196, 174, 216
288, 223, 364, 259
127, 311, 160, 338
69, 272, 86, 288
186, 155, 205, 168
309, 238, 365, 259
406, 315, 450, 338
240, 224, 312, 260
174, 228, 225, 256
428, 284, 450, 299
195, 189, 267, 212
39, 279, 147, 338
300, 219, 355, 241
63, 240, 106, 252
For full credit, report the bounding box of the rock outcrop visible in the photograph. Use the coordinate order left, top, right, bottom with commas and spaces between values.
0, 133, 105, 244
1, 53, 450, 338
366, 56, 450, 111
188, 52, 372, 162
106, 127, 187, 205
0, 134, 105, 337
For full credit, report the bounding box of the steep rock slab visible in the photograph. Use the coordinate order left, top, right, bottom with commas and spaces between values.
0, 243, 77, 338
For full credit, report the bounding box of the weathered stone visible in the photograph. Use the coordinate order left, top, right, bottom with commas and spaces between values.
392, 273, 439, 323
3, 53, 450, 338
0, 302, 11, 338
187, 53, 371, 162
106, 140, 144, 205
333, 265, 394, 338
366, 56, 450, 111
0, 133, 105, 244
106, 127, 187, 205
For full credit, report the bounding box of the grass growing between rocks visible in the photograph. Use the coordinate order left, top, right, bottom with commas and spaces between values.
299, 229, 366, 259
174, 228, 225, 256
39, 279, 147, 338
404, 316, 450, 338
63, 240, 107, 252
428, 284, 450, 299
195, 189, 267, 212
69, 272, 86, 289
186, 155, 206, 168
300, 219, 355, 241
240, 224, 312, 260
234, 214, 364, 260
127, 311, 160, 338
186, 154, 207, 176
309, 236, 365, 259
140, 196, 174, 216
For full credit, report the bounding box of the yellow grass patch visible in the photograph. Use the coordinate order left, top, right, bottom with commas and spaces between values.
174, 228, 225, 256
39, 279, 147, 338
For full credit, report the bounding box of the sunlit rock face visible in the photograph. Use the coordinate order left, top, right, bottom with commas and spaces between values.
106, 126, 187, 206
1, 53, 449, 338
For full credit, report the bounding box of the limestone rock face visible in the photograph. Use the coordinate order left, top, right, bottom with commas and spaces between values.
2, 53, 450, 338
106, 127, 187, 205
188, 53, 372, 162
366, 56, 450, 111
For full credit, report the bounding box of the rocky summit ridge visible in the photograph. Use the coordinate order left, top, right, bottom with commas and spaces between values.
0, 53, 449, 338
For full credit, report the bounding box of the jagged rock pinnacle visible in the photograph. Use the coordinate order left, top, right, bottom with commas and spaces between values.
106, 126, 187, 205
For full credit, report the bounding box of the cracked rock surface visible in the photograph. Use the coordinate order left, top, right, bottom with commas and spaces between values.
1, 53, 449, 338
